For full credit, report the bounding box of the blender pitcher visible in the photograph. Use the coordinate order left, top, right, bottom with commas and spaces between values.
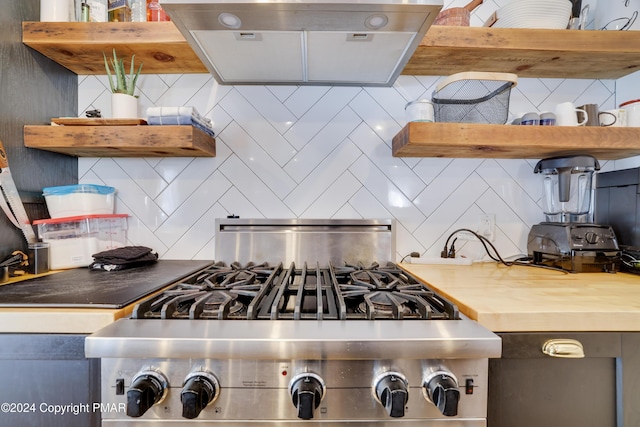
534, 155, 600, 223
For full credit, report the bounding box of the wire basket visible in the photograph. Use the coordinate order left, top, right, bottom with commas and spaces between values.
432, 71, 518, 124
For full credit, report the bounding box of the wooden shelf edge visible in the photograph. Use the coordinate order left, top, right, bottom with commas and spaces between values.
420, 26, 640, 52
404, 26, 640, 79
23, 124, 216, 157
22, 22, 208, 75
23, 22, 640, 79
392, 122, 640, 160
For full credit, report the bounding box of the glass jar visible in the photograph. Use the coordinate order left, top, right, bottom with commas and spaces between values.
405, 100, 435, 123
130, 0, 146, 21
85, 0, 107, 22
108, 0, 131, 22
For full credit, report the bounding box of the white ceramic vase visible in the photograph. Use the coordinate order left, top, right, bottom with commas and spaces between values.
40, 0, 74, 22
111, 93, 138, 119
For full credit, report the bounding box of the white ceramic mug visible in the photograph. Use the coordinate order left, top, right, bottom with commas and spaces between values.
620, 99, 640, 127
601, 109, 627, 127
554, 102, 588, 126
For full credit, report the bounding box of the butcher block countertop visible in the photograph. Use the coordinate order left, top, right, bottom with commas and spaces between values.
401, 262, 640, 333
0, 260, 212, 334
0, 306, 134, 334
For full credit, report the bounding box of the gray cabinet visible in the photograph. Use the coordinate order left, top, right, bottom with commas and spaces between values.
488, 332, 639, 427
0, 335, 100, 427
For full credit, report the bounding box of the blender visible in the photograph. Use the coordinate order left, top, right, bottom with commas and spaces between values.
527, 155, 620, 273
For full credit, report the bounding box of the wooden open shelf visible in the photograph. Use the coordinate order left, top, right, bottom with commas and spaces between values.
403, 26, 640, 79
23, 22, 640, 159
23, 22, 640, 79
392, 122, 640, 160
24, 124, 216, 157
22, 21, 207, 75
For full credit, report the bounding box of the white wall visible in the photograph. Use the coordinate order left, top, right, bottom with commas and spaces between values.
77, 0, 640, 261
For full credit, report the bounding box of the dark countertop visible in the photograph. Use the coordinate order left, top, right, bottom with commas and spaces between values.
0, 260, 212, 309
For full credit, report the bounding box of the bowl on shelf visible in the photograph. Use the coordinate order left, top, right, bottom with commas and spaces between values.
492, 0, 572, 29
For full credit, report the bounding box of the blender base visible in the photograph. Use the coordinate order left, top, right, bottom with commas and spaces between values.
527, 222, 621, 273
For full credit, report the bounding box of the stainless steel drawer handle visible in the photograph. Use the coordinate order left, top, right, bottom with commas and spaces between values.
541, 339, 585, 358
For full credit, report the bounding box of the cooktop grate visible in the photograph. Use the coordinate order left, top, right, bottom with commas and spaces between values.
131, 261, 459, 321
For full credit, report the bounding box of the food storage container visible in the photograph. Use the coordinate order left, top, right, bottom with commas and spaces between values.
33, 214, 128, 269
43, 184, 115, 218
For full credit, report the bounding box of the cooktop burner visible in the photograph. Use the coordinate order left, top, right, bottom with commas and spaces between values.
131, 262, 459, 321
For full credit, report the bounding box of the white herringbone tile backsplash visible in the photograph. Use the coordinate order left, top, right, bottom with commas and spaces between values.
77, 0, 640, 262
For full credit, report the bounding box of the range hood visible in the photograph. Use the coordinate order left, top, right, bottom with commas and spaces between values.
160, 0, 443, 86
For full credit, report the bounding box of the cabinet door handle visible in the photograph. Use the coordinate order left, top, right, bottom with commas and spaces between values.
541, 339, 585, 358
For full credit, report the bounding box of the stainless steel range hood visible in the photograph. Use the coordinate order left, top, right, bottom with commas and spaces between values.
160, 0, 442, 86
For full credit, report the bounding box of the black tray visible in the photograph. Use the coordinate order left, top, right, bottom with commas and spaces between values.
0, 260, 212, 308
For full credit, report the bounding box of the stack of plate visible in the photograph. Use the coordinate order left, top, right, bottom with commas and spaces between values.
493, 0, 572, 29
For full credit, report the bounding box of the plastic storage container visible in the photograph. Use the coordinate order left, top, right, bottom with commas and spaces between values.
33, 214, 128, 269
431, 71, 518, 124
43, 184, 115, 218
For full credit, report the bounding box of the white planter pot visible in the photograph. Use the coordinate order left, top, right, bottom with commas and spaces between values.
111, 93, 138, 119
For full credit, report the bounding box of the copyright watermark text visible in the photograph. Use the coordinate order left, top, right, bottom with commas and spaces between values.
1, 402, 125, 416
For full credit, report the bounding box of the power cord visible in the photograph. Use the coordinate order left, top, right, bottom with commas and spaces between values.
441, 228, 568, 273
400, 252, 420, 263
621, 249, 640, 270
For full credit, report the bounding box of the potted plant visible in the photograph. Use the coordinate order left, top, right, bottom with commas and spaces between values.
103, 49, 143, 118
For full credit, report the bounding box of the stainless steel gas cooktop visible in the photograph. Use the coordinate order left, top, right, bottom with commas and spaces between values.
86, 219, 501, 426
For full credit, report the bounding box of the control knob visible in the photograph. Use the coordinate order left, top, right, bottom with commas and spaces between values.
126, 369, 169, 417
585, 231, 600, 245
423, 370, 460, 417
373, 372, 408, 418
181, 370, 220, 419
289, 373, 325, 420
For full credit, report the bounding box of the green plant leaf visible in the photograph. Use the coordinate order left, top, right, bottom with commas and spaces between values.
103, 52, 116, 93
103, 49, 143, 95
